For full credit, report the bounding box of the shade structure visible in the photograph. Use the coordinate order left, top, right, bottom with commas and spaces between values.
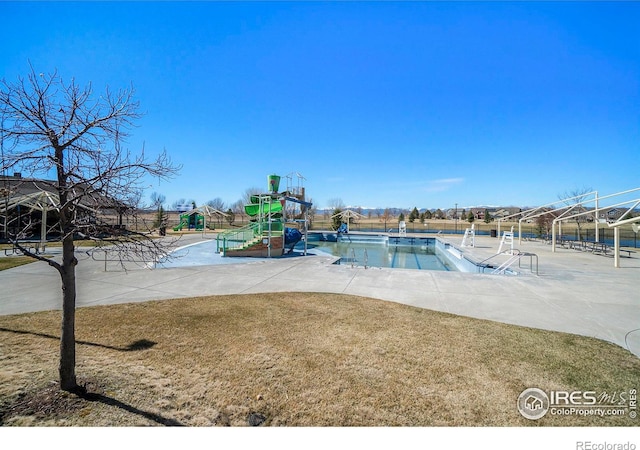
330, 209, 366, 232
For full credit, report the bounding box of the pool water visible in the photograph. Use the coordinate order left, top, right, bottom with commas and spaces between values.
157, 234, 463, 272
302, 234, 458, 271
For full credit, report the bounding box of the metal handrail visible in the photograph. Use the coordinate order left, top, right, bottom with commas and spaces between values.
478, 249, 539, 276
88, 248, 158, 272
517, 252, 539, 276
216, 222, 261, 253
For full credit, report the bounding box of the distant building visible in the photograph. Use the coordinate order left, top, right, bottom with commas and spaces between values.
598, 208, 628, 222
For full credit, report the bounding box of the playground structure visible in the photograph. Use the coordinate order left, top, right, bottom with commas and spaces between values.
173, 211, 204, 231
172, 205, 228, 232
216, 173, 312, 258
497, 187, 640, 268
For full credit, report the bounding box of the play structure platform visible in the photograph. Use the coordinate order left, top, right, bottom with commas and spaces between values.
216, 174, 311, 258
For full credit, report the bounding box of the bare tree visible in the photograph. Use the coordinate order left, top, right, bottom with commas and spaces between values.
204, 197, 226, 227
242, 187, 262, 204
327, 198, 345, 210
0, 67, 180, 392
380, 208, 392, 231
559, 187, 593, 241
306, 197, 316, 228
150, 191, 166, 210
230, 199, 245, 224
205, 197, 225, 211
535, 208, 558, 239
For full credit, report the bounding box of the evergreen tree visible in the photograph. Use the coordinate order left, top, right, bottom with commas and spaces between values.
467, 211, 475, 223
332, 208, 343, 230
154, 205, 166, 228
408, 207, 419, 223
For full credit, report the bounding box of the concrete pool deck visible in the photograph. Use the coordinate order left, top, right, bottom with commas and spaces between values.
1, 232, 638, 358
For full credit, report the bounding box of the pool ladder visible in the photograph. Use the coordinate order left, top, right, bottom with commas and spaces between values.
349, 248, 369, 269
479, 249, 539, 276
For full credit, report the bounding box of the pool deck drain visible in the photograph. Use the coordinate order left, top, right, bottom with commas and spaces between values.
1, 233, 638, 357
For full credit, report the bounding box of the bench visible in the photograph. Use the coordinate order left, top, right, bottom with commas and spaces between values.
591, 243, 636, 258
3, 242, 46, 256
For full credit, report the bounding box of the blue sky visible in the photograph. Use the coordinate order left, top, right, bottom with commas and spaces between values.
2, 1, 639, 211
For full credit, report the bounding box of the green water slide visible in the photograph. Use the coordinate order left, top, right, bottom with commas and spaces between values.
244, 199, 283, 217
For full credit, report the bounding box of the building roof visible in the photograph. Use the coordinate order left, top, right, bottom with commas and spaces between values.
0, 175, 127, 212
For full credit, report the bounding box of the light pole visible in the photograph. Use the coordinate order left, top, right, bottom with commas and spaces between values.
1, 113, 7, 241
455, 203, 458, 234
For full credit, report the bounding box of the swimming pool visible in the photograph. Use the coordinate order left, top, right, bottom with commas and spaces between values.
303, 233, 461, 271
157, 233, 478, 273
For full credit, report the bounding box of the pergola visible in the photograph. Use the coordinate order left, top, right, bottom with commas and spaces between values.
331, 209, 366, 233
0, 190, 97, 251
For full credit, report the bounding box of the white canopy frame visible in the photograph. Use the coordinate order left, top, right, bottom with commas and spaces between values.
496, 187, 640, 249
497, 190, 597, 244
0, 190, 98, 251
607, 213, 640, 268
549, 197, 640, 268
550, 188, 640, 252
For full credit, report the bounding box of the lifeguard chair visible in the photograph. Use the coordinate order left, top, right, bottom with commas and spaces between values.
399, 221, 407, 236
461, 223, 475, 247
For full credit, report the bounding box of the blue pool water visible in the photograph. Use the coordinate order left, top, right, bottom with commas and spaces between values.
157, 233, 468, 272
302, 234, 459, 271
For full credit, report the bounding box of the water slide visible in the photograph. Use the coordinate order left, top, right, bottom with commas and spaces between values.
284, 227, 303, 253
244, 199, 283, 217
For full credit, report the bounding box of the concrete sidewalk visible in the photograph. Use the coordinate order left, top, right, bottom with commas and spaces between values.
1, 233, 638, 357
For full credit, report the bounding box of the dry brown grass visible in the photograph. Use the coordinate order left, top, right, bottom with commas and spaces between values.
1, 292, 638, 427
0, 256, 35, 271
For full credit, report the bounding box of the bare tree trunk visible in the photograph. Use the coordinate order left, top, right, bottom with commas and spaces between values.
56, 133, 78, 391
59, 226, 78, 391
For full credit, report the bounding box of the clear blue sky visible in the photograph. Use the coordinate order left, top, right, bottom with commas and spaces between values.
2, 1, 639, 211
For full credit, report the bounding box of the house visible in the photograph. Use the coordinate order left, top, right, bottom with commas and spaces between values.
470, 208, 486, 220
599, 208, 627, 222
